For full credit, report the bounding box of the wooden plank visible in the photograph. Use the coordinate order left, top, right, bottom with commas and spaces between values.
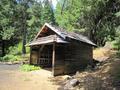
37, 45, 45, 64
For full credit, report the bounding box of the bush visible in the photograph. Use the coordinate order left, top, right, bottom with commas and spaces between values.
0, 57, 3, 61
19, 64, 41, 72
2, 54, 20, 62
3, 41, 30, 62
8, 41, 30, 55
111, 40, 119, 50
8, 42, 22, 55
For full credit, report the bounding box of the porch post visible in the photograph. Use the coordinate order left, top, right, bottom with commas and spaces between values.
37, 46, 41, 65
38, 45, 45, 65
52, 43, 55, 76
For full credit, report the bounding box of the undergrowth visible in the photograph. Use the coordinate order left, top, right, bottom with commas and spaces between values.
19, 64, 41, 72
1, 41, 30, 62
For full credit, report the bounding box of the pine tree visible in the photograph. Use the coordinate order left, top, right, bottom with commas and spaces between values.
0, 0, 17, 40
41, 0, 55, 25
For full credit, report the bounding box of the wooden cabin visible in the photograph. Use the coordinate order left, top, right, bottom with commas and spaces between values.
29, 23, 96, 76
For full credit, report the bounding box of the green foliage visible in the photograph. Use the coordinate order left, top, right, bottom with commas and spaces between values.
55, 0, 81, 31
0, 0, 17, 40
115, 11, 120, 17
26, 0, 56, 41
8, 42, 22, 55
111, 41, 119, 50
1, 0, 120, 57
7, 41, 30, 55
112, 26, 120, 51
41, 0, 55, 25
2, 55, 20, 62
111, 40, 120, 50
1, 41, 30, 62
55, 0, 120, 46
20, 64, 41, 72
0, 57, 3, 61
0, 0, 56, 55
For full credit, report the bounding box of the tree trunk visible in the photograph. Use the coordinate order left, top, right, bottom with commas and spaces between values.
22, 3, 27, 55
2, 40, 5, 56
22, 28, 26, 55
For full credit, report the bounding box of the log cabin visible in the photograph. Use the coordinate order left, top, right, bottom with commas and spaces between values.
28, 23, 96, 76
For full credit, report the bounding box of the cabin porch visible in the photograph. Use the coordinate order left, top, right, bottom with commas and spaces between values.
30, 43, 67, 76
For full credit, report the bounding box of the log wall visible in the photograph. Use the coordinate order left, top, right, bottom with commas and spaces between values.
64, 42, 93, 74
30, 46, 39, 65
53, 44, 65, 76
30, 42, 93, 76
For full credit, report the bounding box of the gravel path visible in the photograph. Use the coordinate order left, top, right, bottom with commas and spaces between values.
0, 63, 60, 90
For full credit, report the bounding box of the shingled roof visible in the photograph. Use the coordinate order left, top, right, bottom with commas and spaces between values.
29, 23, 96, 46
29, 35, 68, 46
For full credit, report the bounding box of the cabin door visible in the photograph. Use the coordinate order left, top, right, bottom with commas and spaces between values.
38, 45, 52, 67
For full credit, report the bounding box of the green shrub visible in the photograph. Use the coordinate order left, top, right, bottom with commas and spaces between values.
3, 41, 30, 62
19, 64, 41, 72
8, 42, 22, 55
0, 57, 3, 61
8, 41, 30, 55
2, 54, 20, 62
4, 41, 30, 62
111, 40, 119, 50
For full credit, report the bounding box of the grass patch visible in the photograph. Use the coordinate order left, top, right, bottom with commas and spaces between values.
20, 64, 41, 72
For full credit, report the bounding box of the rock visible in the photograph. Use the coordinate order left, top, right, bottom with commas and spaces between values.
64, 79, 79, 90
69, 79, 79, 86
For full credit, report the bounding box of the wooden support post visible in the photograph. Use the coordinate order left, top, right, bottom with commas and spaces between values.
37, 45, 45, 65
37, 46, 40, 65
52, 43, 55, 76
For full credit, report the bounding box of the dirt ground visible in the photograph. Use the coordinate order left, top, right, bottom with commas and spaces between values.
0, 63, 64, 90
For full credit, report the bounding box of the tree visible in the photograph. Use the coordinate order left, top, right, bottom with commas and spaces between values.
0, 0, 17, 40
16, 0, 30, 55
27, 1, 43, 41
0, 0, 56, 56
41, 0, 56, 25
27, 0, 56, 41
55, 0, 120, 46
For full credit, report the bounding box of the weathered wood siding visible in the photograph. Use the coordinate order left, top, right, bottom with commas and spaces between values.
64, 41, 93, 74
30, 47, 39, 65
53, 44, 65, 76
30, 42, 93, 76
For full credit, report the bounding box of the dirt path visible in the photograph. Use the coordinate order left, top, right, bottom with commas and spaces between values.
0, 63, 61, 90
